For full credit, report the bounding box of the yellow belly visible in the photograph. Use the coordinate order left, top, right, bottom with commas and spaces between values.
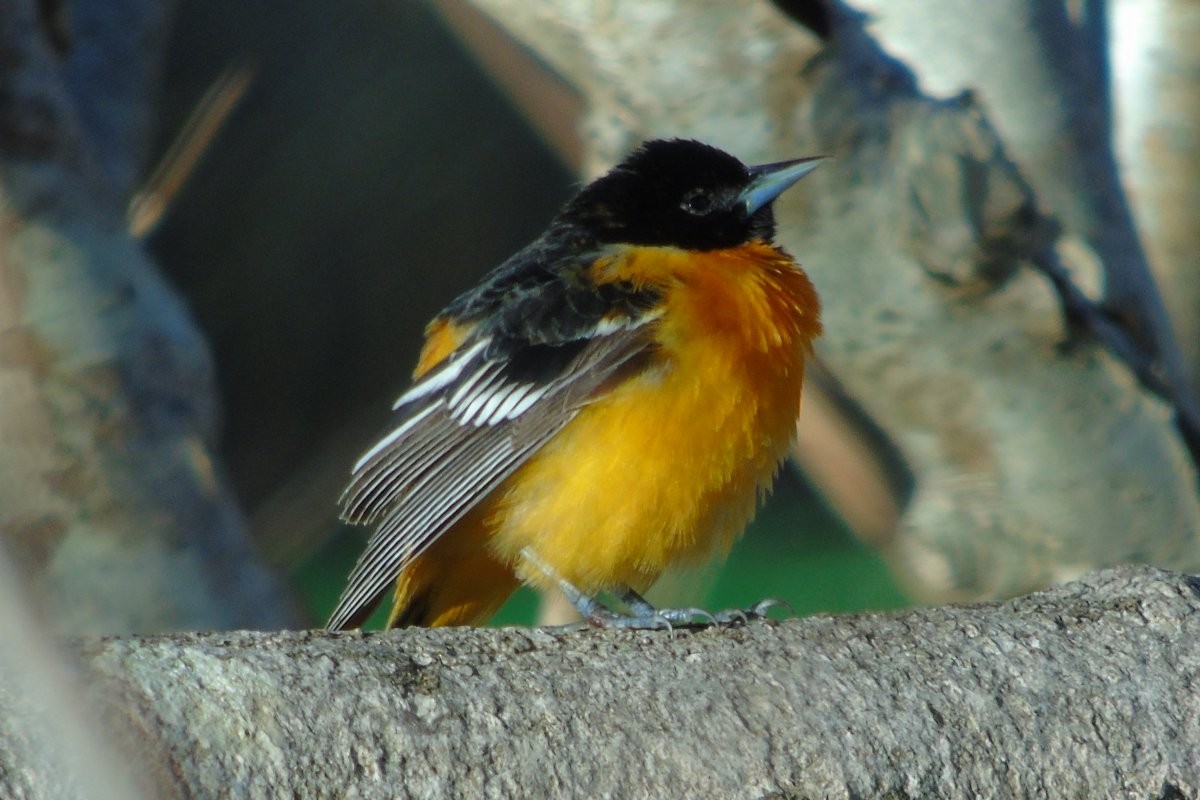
388, 242, 819, 625
490, 243, 816, 594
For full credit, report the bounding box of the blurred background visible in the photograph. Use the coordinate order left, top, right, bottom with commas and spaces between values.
9, 0, 1196, 636
146, 0, 908, 627
3, 2, 1197, 793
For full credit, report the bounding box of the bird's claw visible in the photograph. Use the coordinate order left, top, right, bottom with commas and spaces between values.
712, 597, 794, 625
585, 607, 675, 632
713, 607, 749, 625
748, 597, 794, 619
559, 599, 791, 634
656, 606, 719, 626
608, 598, 792, 630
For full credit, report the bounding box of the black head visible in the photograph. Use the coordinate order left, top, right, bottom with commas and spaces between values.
555, 139, 821, 251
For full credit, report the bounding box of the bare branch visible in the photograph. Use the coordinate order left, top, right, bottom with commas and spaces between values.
16, 566, 1190, 798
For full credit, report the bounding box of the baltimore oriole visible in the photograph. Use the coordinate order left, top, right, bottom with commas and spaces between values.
327, 139, 822, 630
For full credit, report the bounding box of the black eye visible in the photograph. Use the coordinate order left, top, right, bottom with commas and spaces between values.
680, 188, 713, 216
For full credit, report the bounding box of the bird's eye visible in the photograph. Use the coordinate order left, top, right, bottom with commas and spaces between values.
680, 189, 713, 216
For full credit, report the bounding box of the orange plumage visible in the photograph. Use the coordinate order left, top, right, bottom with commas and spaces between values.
329, 140, 823, 630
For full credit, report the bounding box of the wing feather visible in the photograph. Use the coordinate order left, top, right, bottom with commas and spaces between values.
326, 324, 652, 630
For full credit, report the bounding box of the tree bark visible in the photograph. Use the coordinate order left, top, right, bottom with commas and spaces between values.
1, 565, 1186, 798
0, 552, 148, 800
853, 0, 1200, 490
1110, 0, 1200, 379
0, 0, 300, 632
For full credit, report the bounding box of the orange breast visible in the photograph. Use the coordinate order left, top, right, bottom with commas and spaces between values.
489, 242, 820, 593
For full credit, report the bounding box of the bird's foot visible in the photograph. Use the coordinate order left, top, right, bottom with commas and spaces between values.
709, 597, 794, 624
520, 548, 791, 632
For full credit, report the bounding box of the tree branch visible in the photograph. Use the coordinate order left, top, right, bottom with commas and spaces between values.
16, 566, 1188, 798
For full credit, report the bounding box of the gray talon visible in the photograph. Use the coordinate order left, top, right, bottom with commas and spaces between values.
748, 597, 794, 619
523, 554, 789, 633
585, 606, 674, 632
714, 608, 750, 625
660, 607, 718, 626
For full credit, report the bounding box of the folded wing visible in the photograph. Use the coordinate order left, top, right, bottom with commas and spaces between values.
327, 323, 653, 630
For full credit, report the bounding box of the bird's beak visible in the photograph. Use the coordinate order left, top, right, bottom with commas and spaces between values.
741, 156, 826, 214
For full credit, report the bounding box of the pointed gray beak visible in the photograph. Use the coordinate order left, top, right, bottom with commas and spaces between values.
740, 156, 826, 214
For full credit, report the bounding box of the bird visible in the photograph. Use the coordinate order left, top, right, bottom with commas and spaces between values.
327, 138, 822, 630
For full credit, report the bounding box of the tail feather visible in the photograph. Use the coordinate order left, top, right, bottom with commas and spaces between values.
385, 550, 520, 628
